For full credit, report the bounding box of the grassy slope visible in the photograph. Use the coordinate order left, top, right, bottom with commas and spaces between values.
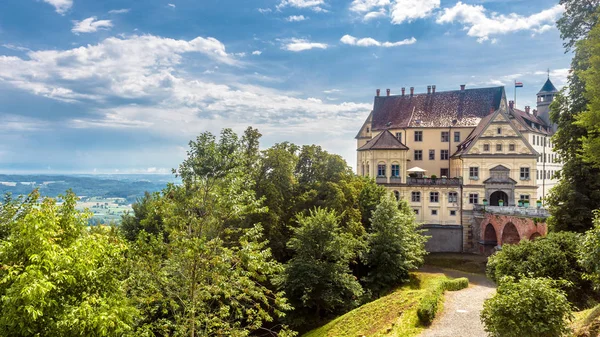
302, 272, 449, 337
573, 304, 600, 337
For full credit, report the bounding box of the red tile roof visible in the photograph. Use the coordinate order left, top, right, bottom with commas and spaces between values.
371, 87, 504, 131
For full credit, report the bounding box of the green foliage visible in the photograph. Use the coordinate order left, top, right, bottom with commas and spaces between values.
579, 211, 600, 288
549, 3, 600, 232
357, 177, 387, 231
279, 208, 363, 326
486, 232, 595, 307
364, 195, 427, 295
0, 190, 138, 336
443, 278, 469, 291
576, 19, 600, 167
481, 277, 573, 337
120, 191, 164, 241
416, 278, 446, 326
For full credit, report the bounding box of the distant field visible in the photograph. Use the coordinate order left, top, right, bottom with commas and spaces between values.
76, 197, 132, 225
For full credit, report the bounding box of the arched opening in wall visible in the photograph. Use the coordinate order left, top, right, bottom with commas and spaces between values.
490, 190, 509, 206
530, 232, 542, 240
502, 222, 520, 245
393, 190, 400, 201
484, 223, 497, 245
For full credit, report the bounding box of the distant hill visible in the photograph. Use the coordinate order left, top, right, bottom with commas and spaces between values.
0, 174, 178, 202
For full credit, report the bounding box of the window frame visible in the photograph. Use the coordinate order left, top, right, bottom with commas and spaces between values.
441, 131, 449, 142
377, 164, 386, 177
429, 149, 435, 160
509, 143, 515, 151
414, 150, 423, 161
469, 193, 479, 204
483, 144, 490, 152
391, 164, 400, 177
395, 132, 402, 141
414, 131, 423, 142
431, 209, 438, 216
454, 131, 460, 142
496, 143, 502, 151
469, 167, 479, 180
440, 150, 449, 160
448, 192, 458, 203
411, 191, 421, 202
450, 210, 457, 216
520, 167, 530, 180
430, 192, 439, 203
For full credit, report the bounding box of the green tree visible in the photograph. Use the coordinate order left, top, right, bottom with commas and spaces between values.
127, 129, 294, 336
120, 191, 164, 241
486, 232, 595, 307
481, 277, 573, 337
364, 195, 427, 295
279, 208, 363, 326
579, 211, 600, 288
0, 190, 138, 336
548, 2, 600, 232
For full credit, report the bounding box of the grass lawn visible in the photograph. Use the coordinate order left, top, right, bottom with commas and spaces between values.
424, 253, 488, 275
302, 272, 450, 337
572, 304, 600, 337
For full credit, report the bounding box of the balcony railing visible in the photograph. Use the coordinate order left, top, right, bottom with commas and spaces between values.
473, 205, 550, 217
406, 177, 462, 186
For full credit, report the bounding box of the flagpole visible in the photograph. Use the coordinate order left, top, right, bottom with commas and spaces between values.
514, 80, 517, 109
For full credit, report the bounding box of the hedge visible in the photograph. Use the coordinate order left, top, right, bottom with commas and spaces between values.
417, 277, 469, 325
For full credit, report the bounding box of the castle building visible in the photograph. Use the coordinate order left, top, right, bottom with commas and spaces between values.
356, 80, 560, 253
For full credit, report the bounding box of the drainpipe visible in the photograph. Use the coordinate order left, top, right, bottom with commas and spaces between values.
542, 135, 546, 205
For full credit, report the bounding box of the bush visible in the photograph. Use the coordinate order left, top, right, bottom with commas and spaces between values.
481, 277, 573, 337
444, 277, 469, 291
487, 231, 595, 307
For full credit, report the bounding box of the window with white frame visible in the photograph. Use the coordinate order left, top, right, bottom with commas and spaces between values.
441, 150, 449, 160
520, 195, 530, 202
520, 167, 530, 180
396, 132, 402, 141
448, 192, 458, 203
484, 144, 490, 151
441, 131, 449, 142
430, 192, 439, 203
429, 149, 435, 160
377, 164, 386, 177
414, 131, 423, 142
411, 191, 421, 202
414, 150, 423, 161
454, 131, 461, 142
391, 164, 400, 177
469, 193, 479, 204
431, 209, 438, 215
469, 167, 479, 179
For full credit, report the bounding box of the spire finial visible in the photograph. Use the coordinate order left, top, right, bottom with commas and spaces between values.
547, 68, 550, 79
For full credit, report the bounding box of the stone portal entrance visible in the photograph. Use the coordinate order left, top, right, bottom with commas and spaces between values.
489, 191, 509, 206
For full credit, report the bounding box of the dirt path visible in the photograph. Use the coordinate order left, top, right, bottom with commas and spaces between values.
418, 266, 496, 337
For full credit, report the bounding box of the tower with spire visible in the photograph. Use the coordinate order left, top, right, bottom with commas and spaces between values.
536, 73, 559, 133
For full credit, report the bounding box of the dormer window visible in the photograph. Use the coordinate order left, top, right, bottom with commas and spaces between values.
366, 127, 370, 133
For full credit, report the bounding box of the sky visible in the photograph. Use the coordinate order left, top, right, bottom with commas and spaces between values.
0, 0, 573, 174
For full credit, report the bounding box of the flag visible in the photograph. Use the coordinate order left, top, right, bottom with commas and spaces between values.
515, 82, 523, 88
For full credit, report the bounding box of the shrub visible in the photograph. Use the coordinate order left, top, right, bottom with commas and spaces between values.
580, 211, 600, 288
487, 231, 595, 307
481, 277, 573, 337
444, 277, 469, 291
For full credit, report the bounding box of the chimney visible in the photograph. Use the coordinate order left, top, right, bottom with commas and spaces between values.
427, 85, 431, 94
386, 88, 390, 96
401, 87, 405, 96
432, 85, 436, 94
509, 100, 514, 109
376, 89, 380, 97
533, 109, 538, 116
525, 106, 531, 114
460, 84, 466, 91
410, 87, 414, 96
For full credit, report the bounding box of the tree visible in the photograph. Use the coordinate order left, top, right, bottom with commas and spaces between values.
0, 190, 138, 336
126, 129, 294, 336
364, 195, 427, 295
481, 277, 573, 337
575, 20, 600, 167
120, 191, 164, 241
548, 3, 600, 232
486, 232, 595, 306
579, 211, 600, 288
278, 208, 363, 326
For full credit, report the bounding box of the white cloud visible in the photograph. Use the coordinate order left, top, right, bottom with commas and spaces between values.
258, 8, 272, 13
72, 17, 113, 34
350, 0, 390, 13
323, 89, 341, 93
340, 34, 416, 47
168, 3, 176, 8
2, 44, 31, 52
108, 9, 130, 14
252, 50, 262, 55
363, 10, 387, 21
436, 2, 564, 43
350, 0, 438, 23
282, 38, 328, 52
390, 0, 440, 24
233, 52, 247, 57
277, 0, 327, 12
286, 15, 308, 22
43, 0, 73, 14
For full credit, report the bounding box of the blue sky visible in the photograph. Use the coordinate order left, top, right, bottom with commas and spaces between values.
0, 0, 572, 174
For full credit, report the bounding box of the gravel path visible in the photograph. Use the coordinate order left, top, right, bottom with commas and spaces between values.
419, 267, 496, 337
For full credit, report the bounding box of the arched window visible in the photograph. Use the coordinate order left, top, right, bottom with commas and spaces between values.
377, 162, 386, 177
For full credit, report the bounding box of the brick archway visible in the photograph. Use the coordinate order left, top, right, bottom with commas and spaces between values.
502, 222, 520, 245
478, 214, 548, 254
